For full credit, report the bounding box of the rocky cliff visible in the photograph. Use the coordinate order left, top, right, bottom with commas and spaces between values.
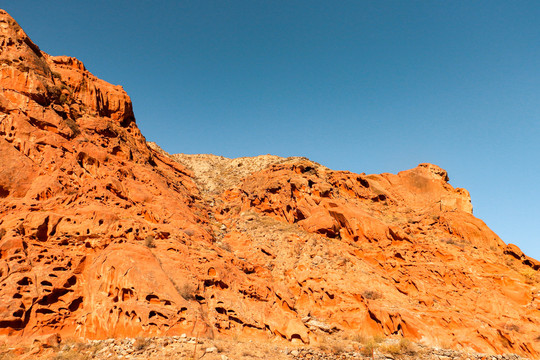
1, 9, 539, 358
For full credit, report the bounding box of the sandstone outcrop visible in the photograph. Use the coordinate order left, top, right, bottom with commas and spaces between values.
1, 9, 539, 359
0, 8, 212, 339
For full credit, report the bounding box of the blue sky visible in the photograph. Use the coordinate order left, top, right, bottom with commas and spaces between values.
3, 1, 539, 260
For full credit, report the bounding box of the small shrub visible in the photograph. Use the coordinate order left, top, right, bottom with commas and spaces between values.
360, 340, 377, 357
331, 342, 347, 355
442, 237, 467, 248
134, 337, 151, 351
504, 323, 520, 332
336, 256, 349, 266
145, 235, 156, 248
382, 338, 416, 357
398, 338, 415, 355
350, 333, 367, 343
179, 283, 196, 301
383, 343, 402, 356
520, 268, 538, 285
218, 242, 232, 252
65, 119, 80, 138
505, 258, 516, 269
373, 334, 385, 344
362, 290, 382, 300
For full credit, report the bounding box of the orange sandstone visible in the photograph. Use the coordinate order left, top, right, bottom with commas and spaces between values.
1, 9, 539, 358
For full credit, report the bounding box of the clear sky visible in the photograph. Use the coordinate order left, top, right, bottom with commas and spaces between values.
3, 1, 539, 260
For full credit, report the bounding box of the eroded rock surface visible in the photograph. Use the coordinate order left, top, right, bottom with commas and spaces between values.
0, 8, 213, 339
1, 9, 539, 359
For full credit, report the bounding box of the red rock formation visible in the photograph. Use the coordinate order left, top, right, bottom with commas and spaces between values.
0, 9, 317, 345
1, 9, 539, 358
0, 8, 211, 339
215, 160, 539, 356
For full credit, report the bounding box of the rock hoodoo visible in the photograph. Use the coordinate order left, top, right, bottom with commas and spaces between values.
1, 9, 539, 358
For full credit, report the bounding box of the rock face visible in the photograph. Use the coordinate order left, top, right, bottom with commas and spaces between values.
0, 8, 213, 339
1, 9, 539, 359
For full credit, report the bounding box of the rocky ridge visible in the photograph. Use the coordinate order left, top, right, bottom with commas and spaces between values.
1, 9, 540, 359
148, 142, 318, 197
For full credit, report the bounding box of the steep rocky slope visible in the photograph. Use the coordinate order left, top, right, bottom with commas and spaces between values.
1, 9, 539, 359
0, 8, 215, 339
171, 153, 540, 356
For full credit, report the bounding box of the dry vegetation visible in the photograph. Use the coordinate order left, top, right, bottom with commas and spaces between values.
380, 338, 417, 357
0, 333, 530, 360
361, 290, 382, 300
519, 268, 538, 284
144, 235, 156, 248
179, 283, 197, 301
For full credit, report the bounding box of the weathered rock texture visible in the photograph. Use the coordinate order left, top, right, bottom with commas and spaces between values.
1, 9, 539, 359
